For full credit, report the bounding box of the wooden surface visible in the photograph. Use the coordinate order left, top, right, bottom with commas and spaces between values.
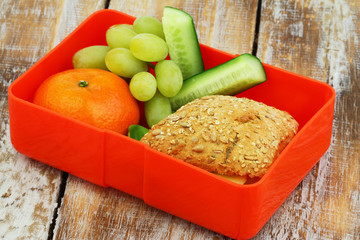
0, 0, 359, 239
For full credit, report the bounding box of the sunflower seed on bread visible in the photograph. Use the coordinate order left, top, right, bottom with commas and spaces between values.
140, 95, 298, 178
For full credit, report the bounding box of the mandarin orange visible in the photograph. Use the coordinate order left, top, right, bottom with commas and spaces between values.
33, 68, 140, 134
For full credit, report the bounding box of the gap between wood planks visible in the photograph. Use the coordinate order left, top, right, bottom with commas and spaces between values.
47, 172, 69, 239
252, 0, 262, 56
45, 1, 263, 239
47, 2, 111, 238
104, 0, 110, 9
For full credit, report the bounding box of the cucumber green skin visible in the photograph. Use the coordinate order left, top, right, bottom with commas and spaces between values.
162, 6, 204, 79
169, 53, 267, 110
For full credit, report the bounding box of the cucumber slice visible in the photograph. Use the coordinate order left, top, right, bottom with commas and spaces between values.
170, 53, 266, 110
162, 6, 204, 79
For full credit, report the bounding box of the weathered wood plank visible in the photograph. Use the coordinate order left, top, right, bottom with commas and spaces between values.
109, 0, 258, 54
0, 0, 65, 238
6, 0, 358, 239
0, 0, 106, 239
54, 0, 258, 239
255, 0, 360, 239
55, 176, 229, 239
52, 0, 107, 46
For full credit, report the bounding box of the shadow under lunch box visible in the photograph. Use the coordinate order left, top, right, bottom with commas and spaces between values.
8, 9, 336, 240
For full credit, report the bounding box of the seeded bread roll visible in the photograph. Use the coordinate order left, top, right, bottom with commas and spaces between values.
140, 95, 298, 178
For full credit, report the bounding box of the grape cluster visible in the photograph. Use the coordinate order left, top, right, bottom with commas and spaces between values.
72, 16, 184, 127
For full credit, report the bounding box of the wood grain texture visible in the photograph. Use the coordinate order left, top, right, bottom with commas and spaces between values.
52, 0, 107, 46
0, 0, 65, 238
53, 1, 258, 239
2, 0, 359, 239
0, 0, 105, 239
55, 175, 229, 239
109, 0, 258, 54
50, 0, 360, 239
255, 0, 360, 239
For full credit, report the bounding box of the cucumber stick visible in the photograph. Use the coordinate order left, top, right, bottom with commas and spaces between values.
170, 53, 267, 110
162, 6, 204, 79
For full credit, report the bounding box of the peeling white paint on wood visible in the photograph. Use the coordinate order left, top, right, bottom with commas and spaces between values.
54, 176, 229, 240
0, 0, 104, 239
255, 0, 360, 239
0, 121, 62, 239
0, 0, 65, 238
1, 0, 359, 239
109, 0, 258, 54
310, 0, 359, 94
53, 0, 106, 46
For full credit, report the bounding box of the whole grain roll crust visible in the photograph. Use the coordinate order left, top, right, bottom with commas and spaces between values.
141, 95, 298, 178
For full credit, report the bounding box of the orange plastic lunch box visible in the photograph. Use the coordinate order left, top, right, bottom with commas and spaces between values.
8, 9, 336, 239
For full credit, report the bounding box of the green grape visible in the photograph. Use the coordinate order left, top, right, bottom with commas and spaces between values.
105, 48, 148, 78
145, 91, 172, 127
130, 33, 168, 62
129, 72, 157, 101
72, 45, 110, 70
106, 24, 137, 49
119, 24, 134, 30
133, 16, 165, 39
155, 60, 183, 97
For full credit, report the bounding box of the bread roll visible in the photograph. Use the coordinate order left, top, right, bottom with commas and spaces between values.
141, 95, 298, 178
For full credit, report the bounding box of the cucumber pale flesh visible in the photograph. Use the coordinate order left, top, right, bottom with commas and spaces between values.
169, 53, 266, 110
162, 6, 204, 79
